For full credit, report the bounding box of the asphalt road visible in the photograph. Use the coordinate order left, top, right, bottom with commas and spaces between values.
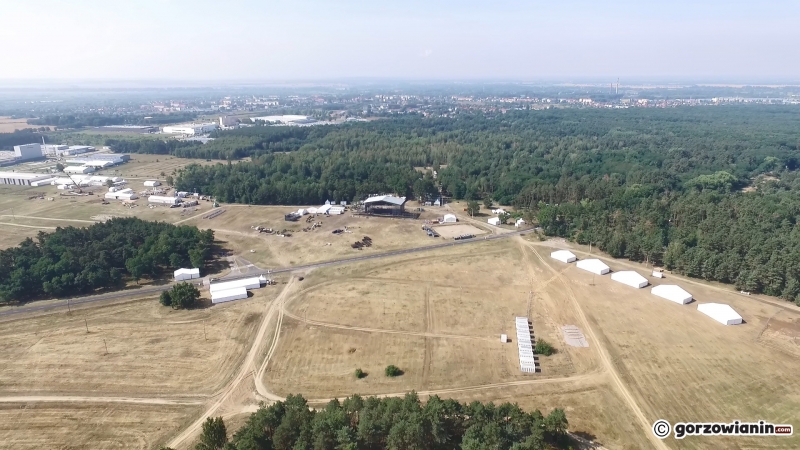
0, 229, 528, 320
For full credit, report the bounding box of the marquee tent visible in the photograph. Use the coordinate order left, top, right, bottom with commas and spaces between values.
576, 259, 610, 275
550, 250, 577, 263
651, 285, 693, 304
611, 271, 649, 288
697, 303, 742, 325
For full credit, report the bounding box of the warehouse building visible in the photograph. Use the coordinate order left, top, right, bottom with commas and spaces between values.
13, 143, 43, 161
0, 171, 53, 186
64, 165, 95, 174
162, 123, 218, 135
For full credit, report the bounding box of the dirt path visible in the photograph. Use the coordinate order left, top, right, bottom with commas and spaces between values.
520, 238, 667, 450
0, 215, 95, 223
0, 222, 56, 229
0, 395, 203, 406
167, 278, 296, 449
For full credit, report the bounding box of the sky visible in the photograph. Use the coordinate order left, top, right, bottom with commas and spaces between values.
2, 0, 798, 82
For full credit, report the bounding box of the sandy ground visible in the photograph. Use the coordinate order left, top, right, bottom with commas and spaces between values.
431, 223, 487, 238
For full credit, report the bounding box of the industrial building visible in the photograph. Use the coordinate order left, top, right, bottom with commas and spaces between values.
162, 123, 218, 135
697, 303, 742, 325
0, 171, 53, 186
174, 268, 200, 281
148, 196, 181, 206
99, 125, 158, 133
251, 115, 313, 125
576, 259, 610, 275
13, 143, 43, 161
42, 144, 69, 155
64, 166, 95, 174
362, 195, 407, 216
550, 250, 577, 263
611, 271, 649, 289
66, 154, 127, 166
651, 285, 693, 304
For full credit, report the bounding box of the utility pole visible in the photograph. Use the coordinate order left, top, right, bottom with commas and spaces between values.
84, 319, 89, 333
103, 339, 109, 355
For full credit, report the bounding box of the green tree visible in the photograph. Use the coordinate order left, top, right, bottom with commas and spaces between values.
466, 201, 480, 217
385, 365, 403, 377
483, 197, 493, 209
168, 282, 201, 309
196, 417, 227, 450
105, 179, 115, 188
159, 290, 172, 307
354, 368, 365, 379
535, 339, 555, 356
165, 175, 174, 187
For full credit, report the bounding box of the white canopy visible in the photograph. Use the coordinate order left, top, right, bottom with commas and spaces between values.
697, 303, 742, 325
611, 271, 649, 289
488, 217, 501, 225
651, 285, 692, 304
211, 286, 248, 304
576, 258, 610, 275
551, 250, 577, 263
174, 268, 200, 281
442, 214, 457, 223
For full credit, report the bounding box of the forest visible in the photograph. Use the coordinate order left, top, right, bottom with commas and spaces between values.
0, 218, 214, 303
181, 393, 570, 450
111, 106, 800, 302
27, 112, 197, 129
0, 129, 47, 149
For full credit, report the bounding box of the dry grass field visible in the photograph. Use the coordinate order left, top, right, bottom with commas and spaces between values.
0, 116, 35, 133
0, 402, 199, 450
0, 287, 280, 396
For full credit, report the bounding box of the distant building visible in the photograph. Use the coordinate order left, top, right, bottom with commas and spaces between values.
0, 171, 52, 186
162, 123, 218, 135
219, 116, 238, 127
64, 165, 95, 174
13, 143, 43, 161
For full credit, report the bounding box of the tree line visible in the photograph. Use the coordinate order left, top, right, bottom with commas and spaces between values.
0, 218, 214, 303
110, 106, 800, 302
28, 112, 197, 129
169, 392, 571, 450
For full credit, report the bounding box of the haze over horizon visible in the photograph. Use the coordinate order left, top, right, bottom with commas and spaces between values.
2, 0, 799, 83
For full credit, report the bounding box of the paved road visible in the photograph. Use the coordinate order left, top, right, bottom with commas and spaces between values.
0, 229, 530, 320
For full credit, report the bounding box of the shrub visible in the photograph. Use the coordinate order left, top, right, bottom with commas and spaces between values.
355, 368, 366, 379
535, 339, 555, 356
384, 365, 403, 377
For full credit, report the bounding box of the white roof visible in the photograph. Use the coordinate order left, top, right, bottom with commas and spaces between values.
550, 250, 577, 262
488, 217, 501, 225
211, 286, 248, 302
0, 172, 51, 180
576, 259, 610, 273
611, 271, 649, 288
364, 195, 406, 205
174, 268, 200, 277
697, 303, 742, 325
651, 285, 692, 304
316, 204, 332, 213
209, 276, 262, 294
443, 213, 456, 219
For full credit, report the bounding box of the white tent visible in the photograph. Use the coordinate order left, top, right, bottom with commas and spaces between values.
316, 204, 332, 214
144, 180, 161, 187
209, 276, 263, 294
576, 259, 610, 275
442, 214, 457, 223
697, 303, 742, 325
550, 250, 577, 263
306, 207, 317, 214
174, 268, 200, 281
515, 218, 526, 228
651, 285, 692, 304
488, 217, 501, 225
297, 208, 306, 215
611, 271, 649, 289
211, 286, 248, 304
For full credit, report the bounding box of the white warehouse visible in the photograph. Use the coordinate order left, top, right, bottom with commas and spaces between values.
697, 303, 743, 325
576, 259, 610, 275
611, 271, 649, 289
651, 285, 693, 304
148, 196, 181, 206
174, 268, 200, 281
0, 172, 53, 186
550, 250, 577, 263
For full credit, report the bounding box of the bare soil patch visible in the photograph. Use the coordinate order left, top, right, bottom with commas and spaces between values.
432, 223, 487, 239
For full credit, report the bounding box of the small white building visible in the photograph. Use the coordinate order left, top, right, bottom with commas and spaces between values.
515, 218, 526, 228
442, 213, 457, 223
651, 285, 692, 304
329, 205, 345, 215
488, 217, 501, 226
144, 180, 161, 187
611, 271, 649, 289
148, 196, 181, 206
104, 189, 138, 201
576, 258, 610, 275
500, 334, 508, 343
211, 287, 248, 304
550, 250, 577, 263
697, 303, 743, 325
174, 268, 200, 281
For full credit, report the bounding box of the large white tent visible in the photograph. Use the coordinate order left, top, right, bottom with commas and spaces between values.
651, 285, 692, 304
442, 214, 457, 223
550, 250, 577, 263
611, 271, 649, 289
697, 303, 742, 325
209, 276, 263, 294
576, 259, 610, 275
174, 268, 200, 281
488, 217, 501, 226
211, 287, 248, 304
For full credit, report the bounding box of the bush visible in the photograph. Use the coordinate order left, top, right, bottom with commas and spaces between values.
384, 365, 403, 377
535, 339, 555, 356
354, 368, 366, 379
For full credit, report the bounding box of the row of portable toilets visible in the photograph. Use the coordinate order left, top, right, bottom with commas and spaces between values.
550, 250, 743, 326
515, 317, 538, 373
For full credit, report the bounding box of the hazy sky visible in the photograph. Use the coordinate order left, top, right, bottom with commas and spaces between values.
2, 0, 798, 82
